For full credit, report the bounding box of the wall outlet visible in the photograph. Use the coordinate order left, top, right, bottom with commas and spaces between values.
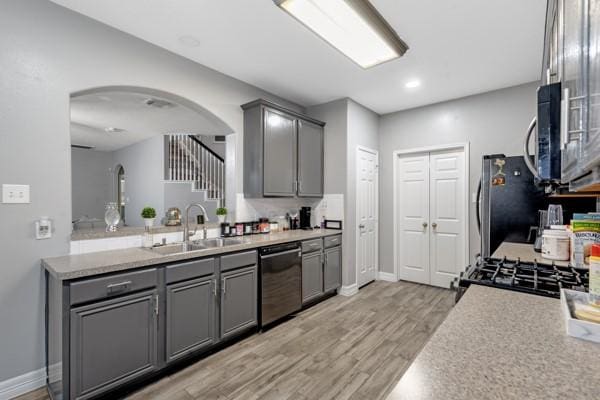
2, 184, 30, 204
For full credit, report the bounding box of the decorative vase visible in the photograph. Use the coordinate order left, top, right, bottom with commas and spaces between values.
218, 215, 226, 223
144, 218, 155, 228
104, 202, 121, 232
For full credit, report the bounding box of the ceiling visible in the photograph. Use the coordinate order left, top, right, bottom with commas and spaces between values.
52, 0, 547, 114
71, 89, 232, 151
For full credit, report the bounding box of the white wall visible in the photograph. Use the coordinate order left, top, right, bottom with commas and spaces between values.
0, 0, 304, 383
378, 82, 539, 275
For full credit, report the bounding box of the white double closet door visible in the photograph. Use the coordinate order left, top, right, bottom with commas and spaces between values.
397, 148, 466, 288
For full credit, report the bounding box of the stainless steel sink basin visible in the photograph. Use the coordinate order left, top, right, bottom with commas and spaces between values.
145, 237, 245, 255
198, 237, 245, 248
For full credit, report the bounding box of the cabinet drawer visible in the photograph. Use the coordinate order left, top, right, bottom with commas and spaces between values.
324, 235, 342, 249
166, 258, 215, 284
220, 250, 257, 272
70, 268, 158, 306
302, 239, 322, 253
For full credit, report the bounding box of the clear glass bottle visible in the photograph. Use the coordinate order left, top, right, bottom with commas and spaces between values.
104, 202, 121, 232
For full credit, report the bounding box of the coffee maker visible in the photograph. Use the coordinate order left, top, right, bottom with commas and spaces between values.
299, 207, 312, 230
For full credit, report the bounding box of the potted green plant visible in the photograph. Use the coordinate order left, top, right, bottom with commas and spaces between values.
141, 206, 157, 227
216, 207, 227, 223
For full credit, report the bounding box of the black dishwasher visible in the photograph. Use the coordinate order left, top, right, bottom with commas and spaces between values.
259, 242, 302, 327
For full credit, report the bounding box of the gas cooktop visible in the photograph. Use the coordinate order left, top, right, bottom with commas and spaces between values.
457, 257, 589, 299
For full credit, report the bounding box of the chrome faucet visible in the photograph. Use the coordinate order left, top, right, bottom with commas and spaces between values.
184, 203, 210, 241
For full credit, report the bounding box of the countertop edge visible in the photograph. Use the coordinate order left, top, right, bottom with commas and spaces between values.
43, 230, 343, 280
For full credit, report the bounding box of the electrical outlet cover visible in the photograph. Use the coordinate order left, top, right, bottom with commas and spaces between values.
2, 184, 30, 204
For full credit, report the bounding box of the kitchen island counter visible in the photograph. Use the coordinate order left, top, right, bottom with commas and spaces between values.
43, 229, 342, 280
386, 285, 600, 400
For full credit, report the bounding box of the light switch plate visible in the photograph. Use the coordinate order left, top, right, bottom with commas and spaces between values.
2, 184, 30, 204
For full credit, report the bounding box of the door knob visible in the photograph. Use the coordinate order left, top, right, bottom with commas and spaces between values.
358, 224, 365, 229
432, 222, 438, 228
422, 222, 428, 228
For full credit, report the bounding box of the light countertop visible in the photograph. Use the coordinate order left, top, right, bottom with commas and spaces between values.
43, 229, 342, 280
386, 285, 600, 400
492, 241, 570, 267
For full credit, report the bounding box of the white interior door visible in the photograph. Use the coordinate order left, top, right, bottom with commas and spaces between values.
397, 154, 430, 284
356, 147, 378, 287
429, 149, 466, 287
396, 147, 467, 288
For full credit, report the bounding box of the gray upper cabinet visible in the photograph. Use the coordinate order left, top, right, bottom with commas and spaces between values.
70, 290, 158, 400
297, 119, 324, 197
166, 276, 216, 363
242, 99, 325, 198
263, 108, 297, 196
220, 265, 258, 340
324, 246, 342, 293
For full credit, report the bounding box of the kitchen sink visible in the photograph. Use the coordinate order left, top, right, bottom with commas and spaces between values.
145, 237, 245, 255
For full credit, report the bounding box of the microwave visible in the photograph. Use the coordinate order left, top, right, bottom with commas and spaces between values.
524, 82, 562, 184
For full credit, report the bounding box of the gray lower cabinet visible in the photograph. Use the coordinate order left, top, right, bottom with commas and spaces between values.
220, 265, 258, 340
324, 246, 342, 292
297, 119, 324, 197
166, 276, 216, 363
69, 289, 158, 400
302, 252, 324, 304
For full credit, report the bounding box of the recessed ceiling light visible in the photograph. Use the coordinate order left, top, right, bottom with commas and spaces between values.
405, 80, 421, 88
178, 35, 201, 47
274, 0, 408, 69
104, 127, 125, 134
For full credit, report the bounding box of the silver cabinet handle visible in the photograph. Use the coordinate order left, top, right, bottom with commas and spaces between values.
212, 279, 217, 297
432, 222, 438, 228
422, 222, 428, 228
106, 281, 132, 293
221, 278, 226, 295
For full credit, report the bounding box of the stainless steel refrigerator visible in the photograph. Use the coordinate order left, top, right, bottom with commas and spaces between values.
478, 154, 597, 258
478, 154, 546, 258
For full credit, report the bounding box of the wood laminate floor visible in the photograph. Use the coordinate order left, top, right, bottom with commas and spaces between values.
18, 281, 454, 400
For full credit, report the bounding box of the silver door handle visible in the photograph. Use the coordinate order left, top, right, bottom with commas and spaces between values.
432, 222, 438, 228
422, 222, 428, 228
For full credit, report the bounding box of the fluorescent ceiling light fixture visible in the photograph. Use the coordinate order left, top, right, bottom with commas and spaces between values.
405, 80, 420, 88
274, 0, 408, 68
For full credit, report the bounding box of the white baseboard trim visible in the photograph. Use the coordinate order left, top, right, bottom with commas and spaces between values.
377, 272, 398, 282
339, 283, 358, 296
0, 367, 46, 400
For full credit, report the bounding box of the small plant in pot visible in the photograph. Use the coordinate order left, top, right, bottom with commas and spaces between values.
216, 207, 227, 223
141, 206, 157, 228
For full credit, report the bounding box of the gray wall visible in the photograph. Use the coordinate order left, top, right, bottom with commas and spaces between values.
0, 0, 304, 382
112, 136, 165, 227
71, 148, 114, 221
378, 82, 539, 275
163, 182, 218, 224
307, 98, 379, 288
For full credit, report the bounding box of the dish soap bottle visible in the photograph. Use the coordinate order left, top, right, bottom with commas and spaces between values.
589, 244, 600, 307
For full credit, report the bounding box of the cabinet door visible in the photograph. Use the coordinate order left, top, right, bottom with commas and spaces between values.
297, 119, 324, 197
324, 247, 342, 292
302, 252, 323, 303
166, 276, 216, 363
561, 0, 588, 181
70, 290, 158, 400
263, 108, 297, 196
220, 266, 257, 340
